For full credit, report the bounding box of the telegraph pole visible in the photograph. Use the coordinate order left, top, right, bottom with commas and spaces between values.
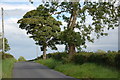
1, 7, 5, 59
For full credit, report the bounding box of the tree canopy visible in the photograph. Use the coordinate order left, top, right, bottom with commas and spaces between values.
39, 1, 119, 54
18, 5, 62, 59
24, 1, 119, 56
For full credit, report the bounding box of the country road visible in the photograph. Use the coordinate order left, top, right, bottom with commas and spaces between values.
13, 61, 74, 79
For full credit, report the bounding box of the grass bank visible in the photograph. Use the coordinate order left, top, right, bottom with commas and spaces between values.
2, 58, 17, 78
36, 58, 119, 78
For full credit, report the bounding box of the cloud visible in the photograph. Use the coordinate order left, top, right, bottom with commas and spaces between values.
2, 9, 27, 18
86, 28, 118, 51
0, 3, 36, 10
5, 17, 18, 23
0, 0, 42, 2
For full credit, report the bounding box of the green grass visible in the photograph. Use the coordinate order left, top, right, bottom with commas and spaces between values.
36, 58, 62, 69
2, 58, 17, 78
36, 58, 120, 78
0, 59, 2, 79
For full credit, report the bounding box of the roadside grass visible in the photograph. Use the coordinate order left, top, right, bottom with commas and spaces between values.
0, 59, 2, 79
36, 58, 62, 69
2, 58, 17, 78
36, 58, 119, 78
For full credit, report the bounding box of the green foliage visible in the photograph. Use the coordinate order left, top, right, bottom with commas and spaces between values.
0, 52, 14, 59
18, 5, 62, 51
18, 56, 26, 62
96, 49, 106, 53
2, 58, 17, 78
4, 53, 14, 59
71, 53, 89, 64
0, 38, 10, 52
72, 52, 120, 69
47, 52, 67, 60
45, 51, 120, 69
36, 58, 119, 78
115, 53, 120, 68
59, 29, 85, 47
41, 2, 119, 51
55, 63, 119, 78
36, 58, 62, 69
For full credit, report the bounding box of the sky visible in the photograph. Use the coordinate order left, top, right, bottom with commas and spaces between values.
0, 0, 118, 60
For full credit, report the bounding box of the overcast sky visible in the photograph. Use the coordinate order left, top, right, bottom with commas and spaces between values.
0, 0, 118, 60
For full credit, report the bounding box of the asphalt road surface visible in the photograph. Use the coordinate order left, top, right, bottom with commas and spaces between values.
13, 61, 73, 78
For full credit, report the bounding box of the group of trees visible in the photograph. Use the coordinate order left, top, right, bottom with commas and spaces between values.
18, 1, 119, 59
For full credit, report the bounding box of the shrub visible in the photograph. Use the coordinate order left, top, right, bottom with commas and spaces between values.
115, 53, 120, 69
4, 53, 14, 59
44, 51, 120, 69
88, 53, 107, 64
18, 56, 26, 62
47, 52, 67, 60
71, 53, 87, 64
96, 49, 106, 53
0, 52, 14, 59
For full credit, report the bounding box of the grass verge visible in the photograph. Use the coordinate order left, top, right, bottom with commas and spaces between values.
36, 58, 119, 78
2, 58, 17, 78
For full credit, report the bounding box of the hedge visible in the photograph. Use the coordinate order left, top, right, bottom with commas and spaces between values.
0, 52, 14, 59
46, 51, 120, 69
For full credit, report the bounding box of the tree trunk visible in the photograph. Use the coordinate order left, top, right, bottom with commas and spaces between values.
43, 45, 47, 60
68, 44, 76, 55
67, 2, 78, 55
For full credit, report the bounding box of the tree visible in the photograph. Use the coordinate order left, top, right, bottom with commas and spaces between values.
39, 1, 119, 55
18, 5, 62, 59
0, 37, 10, 52
96, 49, 106, 53
18, 56, 26, 62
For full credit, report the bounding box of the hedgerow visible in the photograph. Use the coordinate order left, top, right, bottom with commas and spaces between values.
45, 51, 120, 69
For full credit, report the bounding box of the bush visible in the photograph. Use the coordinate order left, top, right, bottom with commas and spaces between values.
0, 52, 14, 59
47, 52, 67, 60
4, 53, 14, 59
18, 56, 26, 62
74, 52, 119, 69
96, 49, 106, 53
45, 51, 120, 69
71, 53, 87, 64
88, 53, 108, 64
115, 53, 120, 69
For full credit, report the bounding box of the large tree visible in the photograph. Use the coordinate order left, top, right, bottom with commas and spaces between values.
18, 5, 61, 59
38, 1, 119, 55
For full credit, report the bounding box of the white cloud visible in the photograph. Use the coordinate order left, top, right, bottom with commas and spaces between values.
0, 3, 36, 10
5, 17, 18, 23
86, 28, 118, 51
0, 0, 41, 2
2, 9, 27, 18
0, 17, 28, 40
